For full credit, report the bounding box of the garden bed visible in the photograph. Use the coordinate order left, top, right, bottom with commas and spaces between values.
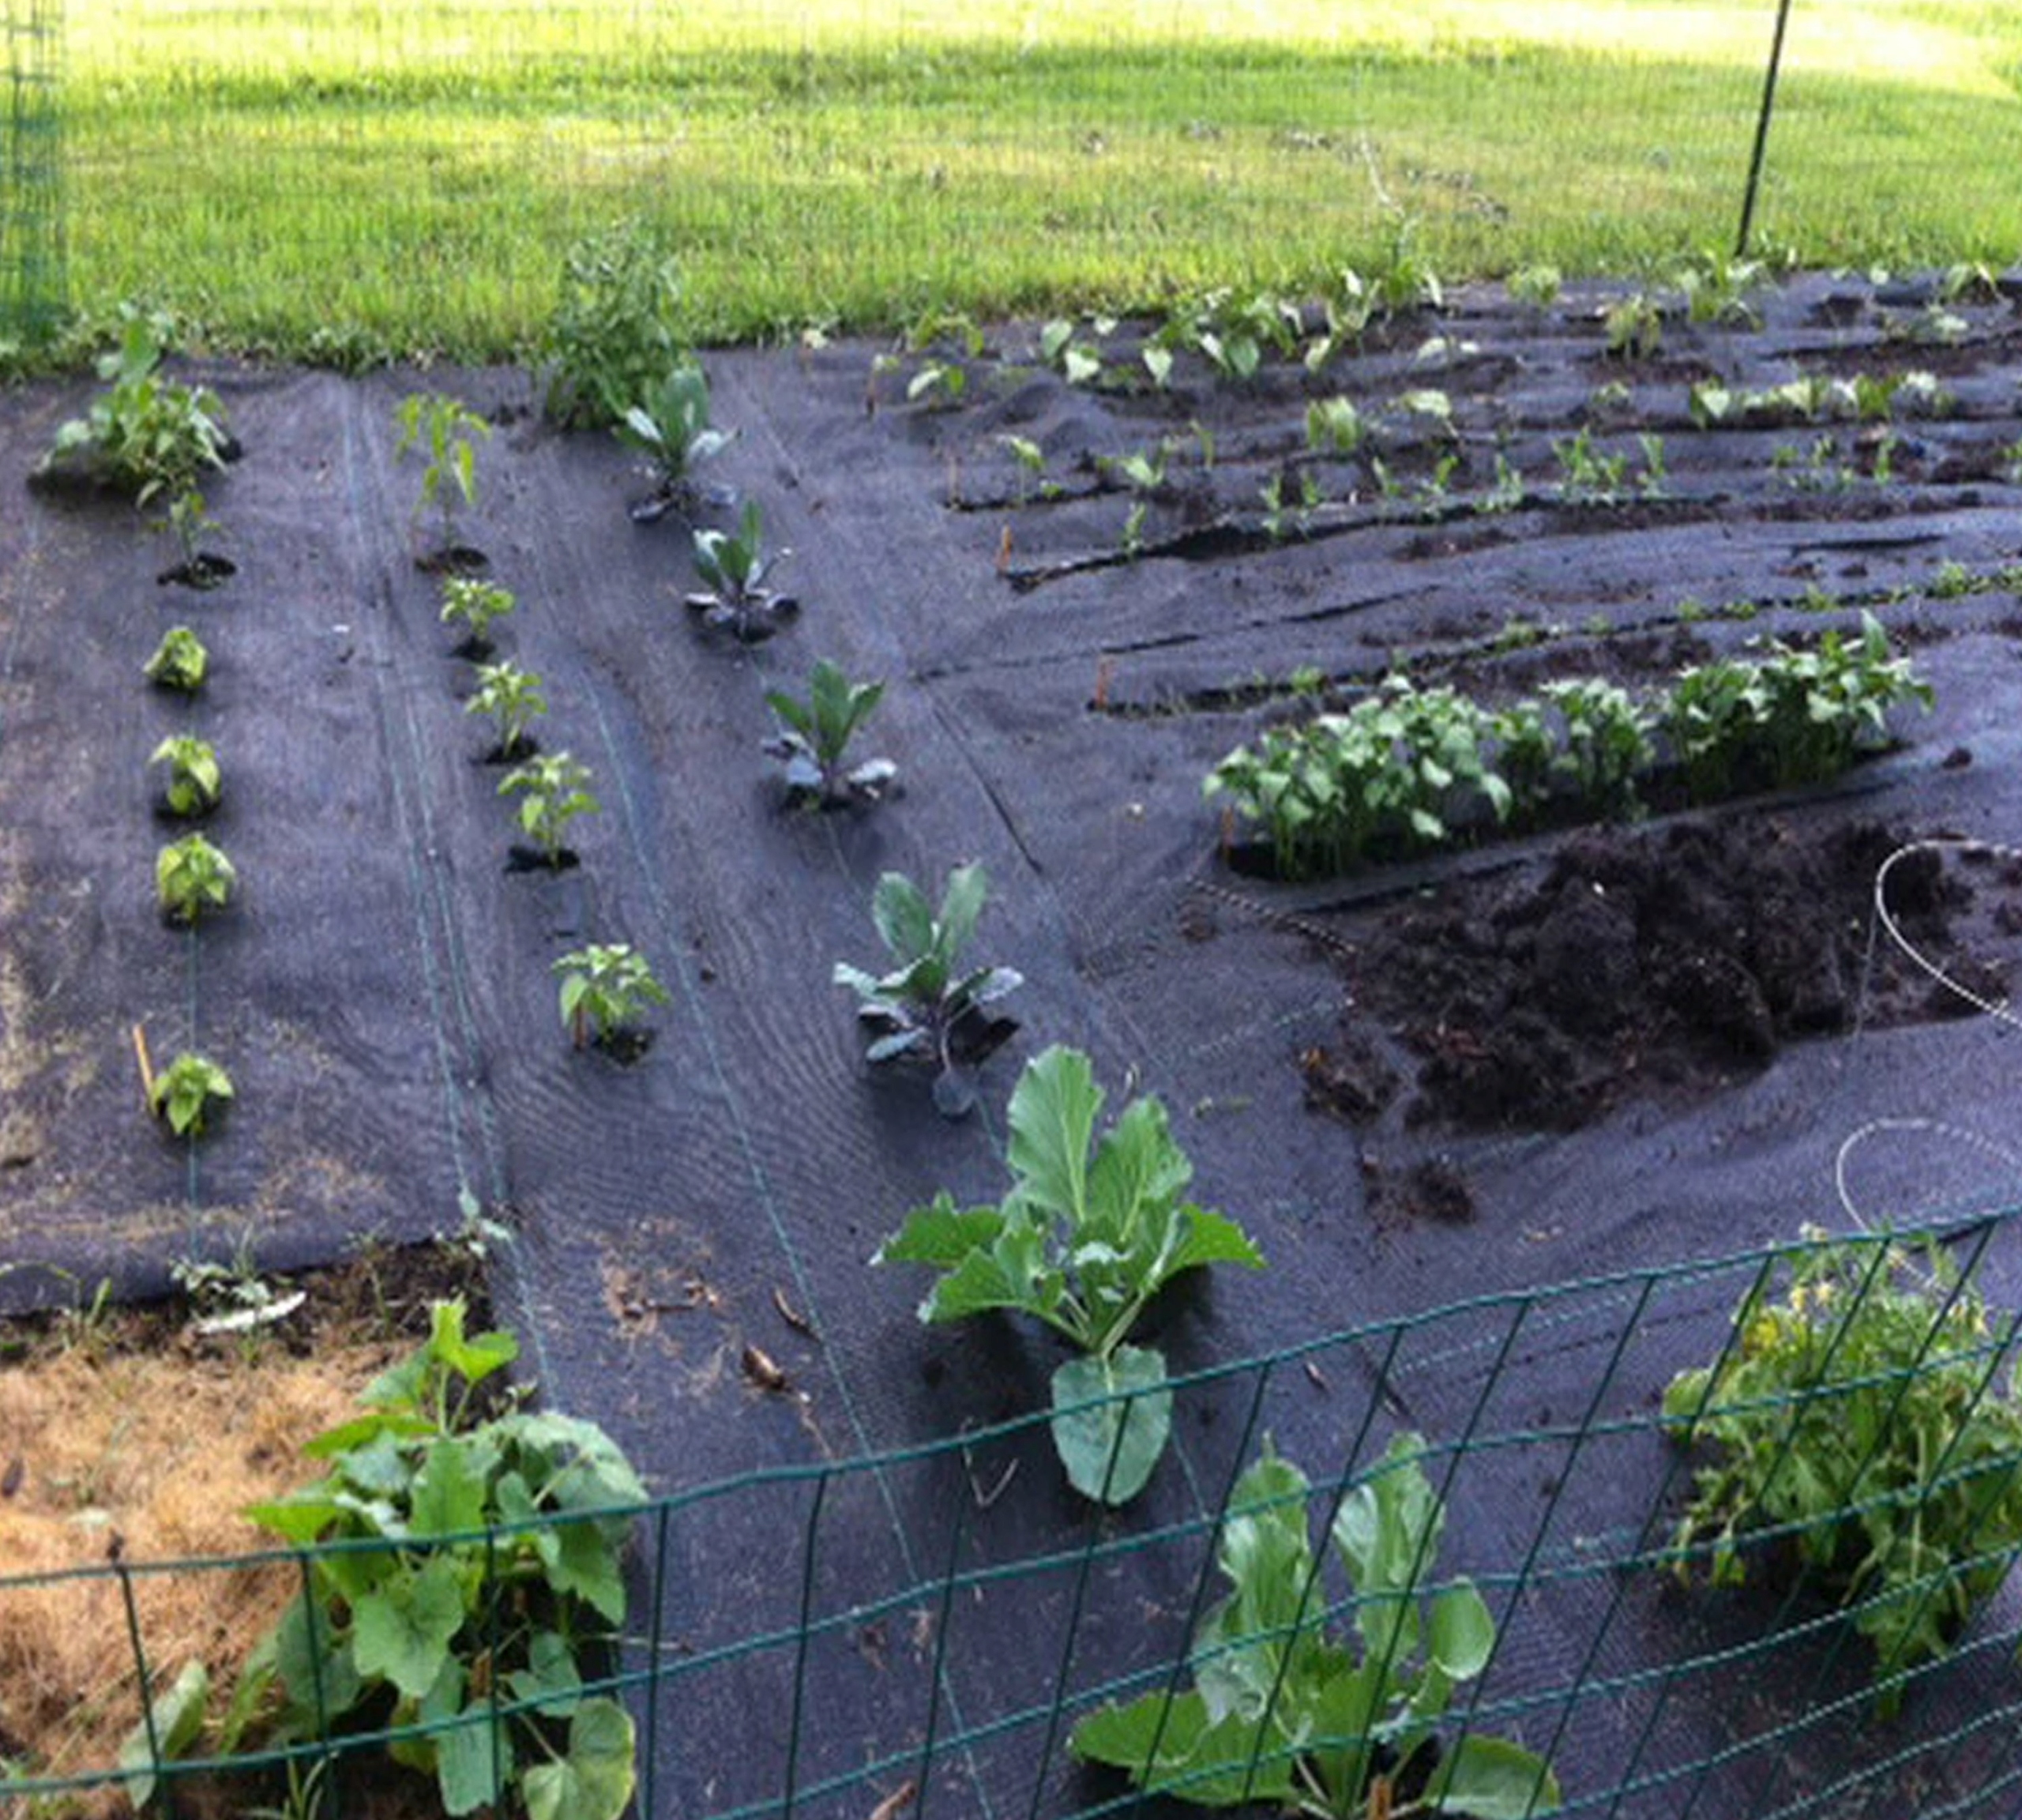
2, 268, 2021, 1817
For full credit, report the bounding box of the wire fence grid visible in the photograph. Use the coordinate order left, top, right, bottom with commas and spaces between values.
7, 1214, 2022, 1820
3, 0, 2022, 346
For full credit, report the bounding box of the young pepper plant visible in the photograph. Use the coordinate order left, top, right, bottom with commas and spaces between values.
832, 863, 1020, 1118
393, 392, 491, 563
143, 625, 209, 693
875, 1044, 1265, 1502
467, 660, 548, 761
156, 833, 237, 923
554, 942, 671, 1052
500, 752, 599, 867
150, 1052, 233, 1138
150, 734, 221, 817
763, 659, 896, 807
1071, 1433, 1561, 1815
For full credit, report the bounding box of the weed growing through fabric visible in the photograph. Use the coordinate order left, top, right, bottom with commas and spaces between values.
544, 219, 689, 429
832, 862, 1021, 1118
875, 1044, 1265, 1504
241, 1300, 647, 1820
499, 750, 599, 866
763, 659, 896, 807
438, 574, 515, 652
1071, 1432, 1561, 1814
36, 321, 232, 506
150, 734, 221, 818
1664, 1231, 2022, 1715
156, 832, 237, 923
150, 1052, 233, 1138
554, 942, 671, 1051
143, 625, 209, 693
466, 660, 547, 759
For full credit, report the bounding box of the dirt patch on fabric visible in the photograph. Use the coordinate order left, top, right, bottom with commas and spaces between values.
1314, 815, 2019, 1135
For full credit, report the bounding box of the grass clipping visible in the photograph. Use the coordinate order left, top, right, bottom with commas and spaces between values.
0, 1313, 411, 1812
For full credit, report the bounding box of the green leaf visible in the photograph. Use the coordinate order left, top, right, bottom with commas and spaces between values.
874, 1193, 1007, 1268
522, 1699, 637, 1820
1167, 1207, 1268, 1275
409, 1436, 491, 1538
1419, 1732, 1562, 1818
435, 1702, 513, 1818
1069, 1692, 1296, 1807
1083, 1093, 1190, 1242
1428, 1580, 1496, 1682
272, 1593, 363, 1729
871, 871, 937, 963
506, 1629, 584, 1718
550, 1517, 629, 1624
1332, 1433, 1442, 1666
1005, 1044, 1102, 1226
936, 860, 990, 957
117, 1659, 209, 1808
352, 1555, 467, 1700
427, 1299, 520, 1389
1051, 1345, 1173, 1505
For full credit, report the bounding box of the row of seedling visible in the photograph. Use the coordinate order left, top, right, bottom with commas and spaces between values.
1208, 614, 1933, 881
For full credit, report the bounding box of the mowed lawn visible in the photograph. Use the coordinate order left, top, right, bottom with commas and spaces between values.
56, 0, 2022, 354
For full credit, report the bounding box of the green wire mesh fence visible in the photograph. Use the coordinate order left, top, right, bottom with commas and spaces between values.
8, 1213, 2022, 1819
0, 0, 62, 344
5, 1, 2022, 349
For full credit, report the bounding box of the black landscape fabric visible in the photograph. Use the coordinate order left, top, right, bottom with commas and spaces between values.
4, 271, 2022, 1816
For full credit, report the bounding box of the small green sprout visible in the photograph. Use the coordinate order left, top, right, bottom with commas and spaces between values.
156, 833, 237, 923
150, 735, 221, 818
554, 942, 671, 1051
151, 1052, 234, 1138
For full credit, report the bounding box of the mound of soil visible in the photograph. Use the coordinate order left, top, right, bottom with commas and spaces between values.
1326, 815, 2016, 1134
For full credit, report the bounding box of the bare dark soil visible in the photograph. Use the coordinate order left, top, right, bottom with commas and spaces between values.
1304, 816, 2021, 1141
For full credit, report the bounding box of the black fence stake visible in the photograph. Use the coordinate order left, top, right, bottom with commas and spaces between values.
1737, 0, 1797, 257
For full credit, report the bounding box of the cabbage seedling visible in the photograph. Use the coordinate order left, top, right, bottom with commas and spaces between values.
616, 360, 735, 518
143, 626, 209, 693
876, 1045, 1265, 1502
156, 833, 237, 923
832, 862, 1020, 1118
685, 499, 797, 641
763, 660, 895, 806
499, 750, 598, 867
151, 1052, 233, 1138
554, 942, 671, 1051
465, 660, 547, 760
150, 735, 220, 818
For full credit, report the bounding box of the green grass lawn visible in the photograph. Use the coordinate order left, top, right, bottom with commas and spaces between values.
39, 0, 2022, 356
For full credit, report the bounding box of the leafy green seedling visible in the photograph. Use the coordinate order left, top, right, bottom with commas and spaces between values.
1306, 395, 1363, 456
1071, 1433, 1562, 1814
438, 574, 515, 653
554, 942, 671, 1052
1039, 318, 1104, 385
615, 360, 735, 517
466, 660, 547, 761
877, 1045, 1265, 1502
156, 832, 237, 923
151, 1052, 233, 1138
242, 1299, 646, 1820
764, 659, 896, 806
150, 734, 220, 818
1603, 290, 1664, 359
143, 625, 209, 693
499, 750, 599, 867
832, 863, 1020, 1118
1543, 678, 1652, 815
156, 486, 232, 588
685, 499, 798, 641
36, 321, 231, 505
393, 391, 491, 561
